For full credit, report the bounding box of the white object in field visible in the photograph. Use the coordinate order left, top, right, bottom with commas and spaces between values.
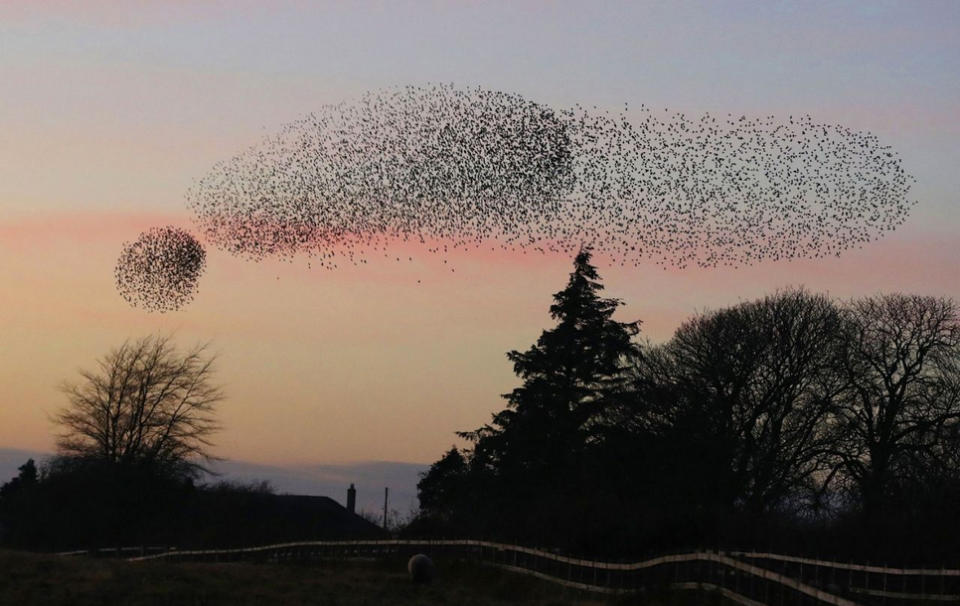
407, 553, 436, 583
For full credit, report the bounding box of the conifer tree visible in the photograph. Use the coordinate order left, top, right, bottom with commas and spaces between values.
417, 248, 641, 541
464, 247, 641, 491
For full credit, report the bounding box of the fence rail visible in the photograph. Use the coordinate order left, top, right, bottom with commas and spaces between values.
58, 539, 960, 605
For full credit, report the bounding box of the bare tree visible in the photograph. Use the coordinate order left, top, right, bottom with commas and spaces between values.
54, 334, 223, 478
829, 295, 960, 518
656, 289, 845, 515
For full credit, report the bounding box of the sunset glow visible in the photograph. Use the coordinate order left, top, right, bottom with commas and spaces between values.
2, 1, 958, 470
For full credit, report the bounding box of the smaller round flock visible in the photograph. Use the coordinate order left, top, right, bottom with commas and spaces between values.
115, 84, 915, 312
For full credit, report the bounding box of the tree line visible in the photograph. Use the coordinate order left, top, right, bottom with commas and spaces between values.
3, 251, 957, 560
0, 336, 382, 550
413, 249, 960, 563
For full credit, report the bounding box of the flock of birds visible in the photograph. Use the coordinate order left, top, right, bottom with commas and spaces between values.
116, 84, 916, 312
115, 227, 206, 312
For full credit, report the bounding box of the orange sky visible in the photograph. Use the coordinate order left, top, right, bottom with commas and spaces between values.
1, 2, 958, 466
2, 210, 957, 464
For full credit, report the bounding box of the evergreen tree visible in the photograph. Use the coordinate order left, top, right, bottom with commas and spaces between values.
448, 248, 641, 542
483, 247, 639, 466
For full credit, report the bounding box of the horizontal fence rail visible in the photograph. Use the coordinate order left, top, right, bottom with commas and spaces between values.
57, 540, 960, 605
730, 551, 960, 603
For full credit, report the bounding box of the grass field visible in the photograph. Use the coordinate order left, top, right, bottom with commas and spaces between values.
0, 549, 726, 606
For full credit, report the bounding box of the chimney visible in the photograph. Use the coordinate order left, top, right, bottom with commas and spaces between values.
347, 483, 356, 514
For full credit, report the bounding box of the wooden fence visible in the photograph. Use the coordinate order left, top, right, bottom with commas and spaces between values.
59, 540, 960, 605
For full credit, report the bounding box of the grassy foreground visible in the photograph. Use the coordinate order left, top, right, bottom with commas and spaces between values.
0, 549, 725, 606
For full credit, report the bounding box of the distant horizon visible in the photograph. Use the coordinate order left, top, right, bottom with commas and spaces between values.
0, 447, 425, 515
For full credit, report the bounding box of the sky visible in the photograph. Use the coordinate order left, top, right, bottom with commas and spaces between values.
1, 1, 958, 467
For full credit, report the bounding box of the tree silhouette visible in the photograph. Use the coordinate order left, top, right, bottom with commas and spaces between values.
54, 334, 223, 479
829, 295, 960, 520
417, 447, 468, 525
444, 248, 641, 542
0, 459, 38, 500
653, 290, 845, 516
467, 248, 639, 470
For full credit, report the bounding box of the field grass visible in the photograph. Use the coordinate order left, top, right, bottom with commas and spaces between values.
0, 549, 727, 606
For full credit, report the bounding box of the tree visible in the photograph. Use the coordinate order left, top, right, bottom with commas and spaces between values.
469, 247, 639, 470
647, 289, 845, 516
0, 459, 38, 501
417, 447, 468, 524
54, 334, 223, 479
829, 295, 960, 519
445, 248, 641, 543
0, 459, 40, 546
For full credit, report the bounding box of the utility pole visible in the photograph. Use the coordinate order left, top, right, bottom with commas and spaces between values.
383, 487, 389, 530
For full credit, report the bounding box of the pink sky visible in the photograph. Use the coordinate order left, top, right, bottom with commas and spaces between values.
1, 2, 958, 466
